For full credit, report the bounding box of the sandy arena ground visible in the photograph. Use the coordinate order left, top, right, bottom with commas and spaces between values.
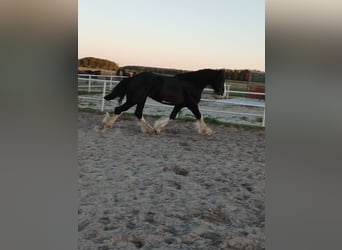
78, 94, 265, 127
78, 112, 265, 249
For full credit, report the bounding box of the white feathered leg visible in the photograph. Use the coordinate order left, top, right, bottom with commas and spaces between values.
196, 117, 213, 135
154, 117, 170, 134
100, 112, 121, 132
140, 116, 154, 134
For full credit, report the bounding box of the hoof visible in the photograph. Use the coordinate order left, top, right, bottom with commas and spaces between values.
198, 127, 213, 135
206, 129, 213, 135
100, 123, 106, 133
141, 127, 154, 134
100, 126, 109, 133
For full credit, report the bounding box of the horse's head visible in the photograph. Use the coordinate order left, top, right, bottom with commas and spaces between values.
212, 69, 226, 98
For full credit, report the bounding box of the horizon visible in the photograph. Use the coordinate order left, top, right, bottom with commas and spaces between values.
79, 1, 265, 71
78, 56, 265, 72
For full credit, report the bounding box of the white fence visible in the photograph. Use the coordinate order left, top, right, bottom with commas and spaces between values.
78, 74, 265, 127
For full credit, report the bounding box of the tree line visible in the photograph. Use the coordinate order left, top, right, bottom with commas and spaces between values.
120, 66, 188, 76
78, 57, 264, 83
121, 66, 265, 83
224, 69, 265, 83
78, 57, 119, 71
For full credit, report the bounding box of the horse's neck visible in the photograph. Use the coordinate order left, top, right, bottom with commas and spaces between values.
193, 77, 208, 90
186, 74, 207, 88
197, 82, 208, 91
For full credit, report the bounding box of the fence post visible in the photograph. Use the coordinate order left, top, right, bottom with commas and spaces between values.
225, 84, 231, 99
88, 75, 91, 93
110, 75, 113, 90
101, 80, 107, 112
261, 108, 265, 127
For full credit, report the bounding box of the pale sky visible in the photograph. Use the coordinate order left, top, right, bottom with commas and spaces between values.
78, 0, 264, 71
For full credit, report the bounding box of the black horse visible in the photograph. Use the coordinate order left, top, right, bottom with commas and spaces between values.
101, 69, 226, 135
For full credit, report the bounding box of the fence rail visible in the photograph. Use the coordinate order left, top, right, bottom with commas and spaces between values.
78, 75, 265, 127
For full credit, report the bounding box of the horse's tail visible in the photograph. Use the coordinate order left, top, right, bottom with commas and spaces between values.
104, 77, 131, 104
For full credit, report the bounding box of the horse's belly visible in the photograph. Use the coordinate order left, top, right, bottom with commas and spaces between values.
161, 100, 173, 105
150, 94, 183, 105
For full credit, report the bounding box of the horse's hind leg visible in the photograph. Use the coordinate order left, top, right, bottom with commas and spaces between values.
154, 117, 170, 134
135, 102, 154, 134
101, 112, 120, 132
154, 105, 183, 134
140, 116, 154, 134
100, 102, 133, 132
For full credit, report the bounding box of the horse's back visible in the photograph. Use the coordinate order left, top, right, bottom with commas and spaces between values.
124, 72, 162, 102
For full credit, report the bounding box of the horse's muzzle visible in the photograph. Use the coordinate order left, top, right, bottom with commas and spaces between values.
216, 90, 226, 99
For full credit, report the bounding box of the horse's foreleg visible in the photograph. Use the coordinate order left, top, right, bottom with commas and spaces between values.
196, 117, 213, 135
187, 103, 213, 135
